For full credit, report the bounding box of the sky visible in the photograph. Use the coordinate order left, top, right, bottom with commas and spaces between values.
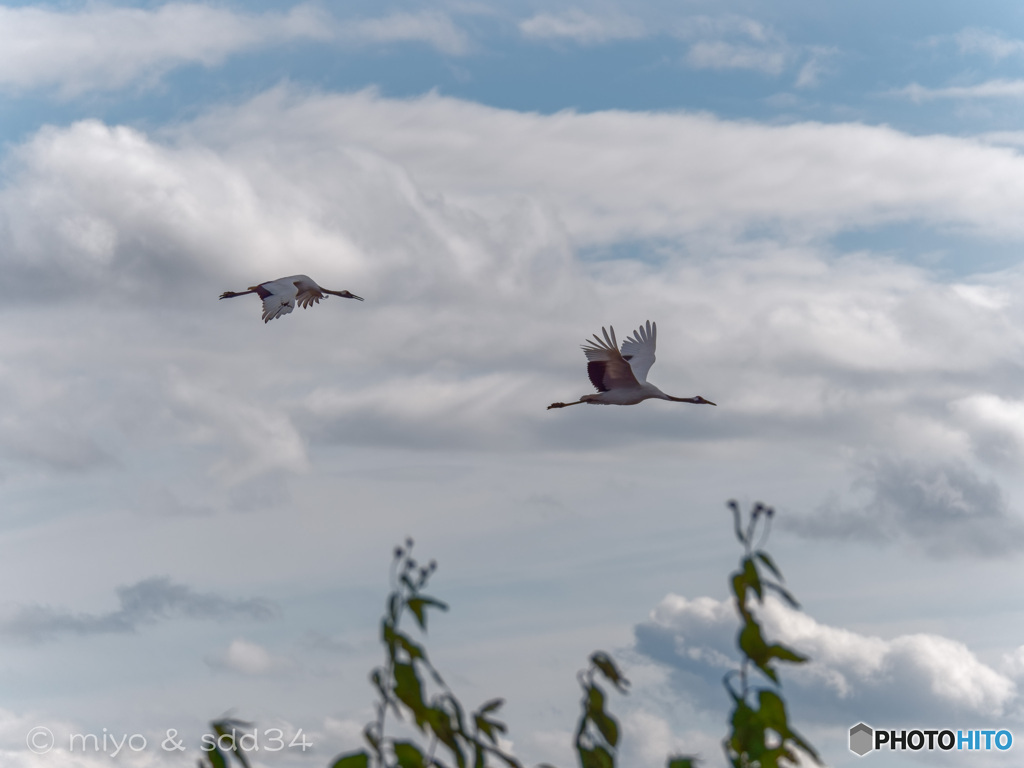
2, 1, 1024, 766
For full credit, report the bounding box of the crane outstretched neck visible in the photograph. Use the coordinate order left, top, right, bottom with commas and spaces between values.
323, 289, 365, 301
664, 395, 716, 405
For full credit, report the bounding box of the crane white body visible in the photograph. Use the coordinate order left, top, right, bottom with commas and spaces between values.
547, 321, 715, 409
219, 274, 363, 323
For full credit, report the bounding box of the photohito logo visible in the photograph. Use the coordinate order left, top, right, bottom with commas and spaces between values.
849, 723, 1013, 757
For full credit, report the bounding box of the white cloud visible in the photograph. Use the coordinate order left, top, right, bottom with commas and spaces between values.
207, 638, 292, 676
896, 79, 1024, 102
951, 394, 1024, 465
0, 577, 276, 644
343, 11, 471, 56
183, 88, 1024, 246
620, 710, 693, 765
977, 130, 1024, 148
1001, 645, 1024, 678
0, 3, 331, 96
168, 372, 309, 485
519, 9, 645, 44
789, 457, 1024, 558
0, 3, 470, 97
675, 15, 791, 75
953, 28, 1024, 60
795, 46, 838, 89
518, 10, 829, 87
686, 40, 788, 75
5, 89, 1024, 480
637, 594, 1018, 721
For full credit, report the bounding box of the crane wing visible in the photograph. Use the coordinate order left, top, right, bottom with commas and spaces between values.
260, 294, 295, 322
251, 280, 298, 323
287, 276, 325, 309
581, 326, 641, 392
295, 286, 326, 309
620, 320, 657, 383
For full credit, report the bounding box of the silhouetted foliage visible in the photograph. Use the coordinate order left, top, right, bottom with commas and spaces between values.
723, 501, 821, 768
331, 538, 521, 768
572, 651, 628, 768
195, 718, 253, 768
199, 500, 820, 768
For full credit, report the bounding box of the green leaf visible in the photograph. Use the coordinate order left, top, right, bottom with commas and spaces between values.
475, 712, 508, 745
590, 652, 630, 693
407, 596, 449, 630
393, 741, 427, 768
586, 684, 606, 719
755, 551, 784, 582
790, 730, 824, 765
478, 698, 505, 714
393, 662, 428, 728
382, 621, 397, 656
584, 683, 620, 747
446, 693, 468, 733
743, 557, 762, 602
731, 572, 747, 605
738, 620, 767, 662
384, 625, 427, 661
476, 715, 497, 743
738, 621, 779, 683
206, 748, 227, 768
768, 643, 808, 665
577, 745, 615, 768
331, 752, 371, 768
757, 690, 789, 732
427, 707, 466, 768
210, 722, 252, 768
667, 757, 698, 768
729, 699, 761, 754
764, 581, 801, 609
492, 749, 525, 768
593, 710, 620, 748
430, 667, 447, 687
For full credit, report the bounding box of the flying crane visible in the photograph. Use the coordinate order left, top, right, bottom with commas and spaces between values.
219, 275, 363, 323
547, 321, 716, 409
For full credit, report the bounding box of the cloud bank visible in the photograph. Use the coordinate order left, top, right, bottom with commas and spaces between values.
635, 594, 1019, 724
789, 457, 1024, 558
0, 577, 277, 643
0, 3, 469, 97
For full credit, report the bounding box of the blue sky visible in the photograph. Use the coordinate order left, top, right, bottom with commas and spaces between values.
8, 1, 1024, 137
3, 2, 1024, 767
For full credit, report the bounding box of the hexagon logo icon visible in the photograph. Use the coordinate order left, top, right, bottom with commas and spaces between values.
850, 723, 873, 756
